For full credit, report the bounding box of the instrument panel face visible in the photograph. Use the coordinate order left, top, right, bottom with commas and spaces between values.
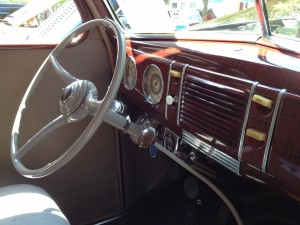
120, 41, 300, 202
123, 56, 137, 91
142, 64, 164, 104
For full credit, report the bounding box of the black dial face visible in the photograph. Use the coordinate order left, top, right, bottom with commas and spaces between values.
143, 64, 164, 104
123, 56, 137, 91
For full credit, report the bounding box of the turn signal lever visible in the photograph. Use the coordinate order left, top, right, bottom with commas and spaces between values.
104, 100, 157, 148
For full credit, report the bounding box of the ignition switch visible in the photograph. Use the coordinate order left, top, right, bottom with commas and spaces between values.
163, 129, 179, 153
164, 135, 176, 152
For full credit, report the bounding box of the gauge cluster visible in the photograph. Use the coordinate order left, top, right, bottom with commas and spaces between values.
121, 55, 171, 116
123, 56, 137, 91
142, 64, 164, 104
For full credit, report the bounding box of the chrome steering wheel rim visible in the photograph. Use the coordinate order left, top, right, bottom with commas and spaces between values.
11, 19, 126, 178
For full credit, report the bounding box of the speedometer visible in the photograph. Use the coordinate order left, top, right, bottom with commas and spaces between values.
123, 56, 137, 91
142, 64, 164, 104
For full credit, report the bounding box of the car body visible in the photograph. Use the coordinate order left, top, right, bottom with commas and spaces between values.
172, 9, 202, 30
0, 0, 24, 19
0, 0, 300, 225
0, 0, 82, 43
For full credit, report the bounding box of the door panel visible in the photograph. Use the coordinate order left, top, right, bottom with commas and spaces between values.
0, 28, 122, 224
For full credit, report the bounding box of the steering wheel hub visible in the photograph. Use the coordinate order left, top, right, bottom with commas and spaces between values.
59, 80, 98, 122
61, 86, 73, 103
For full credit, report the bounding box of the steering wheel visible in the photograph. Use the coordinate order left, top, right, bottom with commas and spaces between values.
11, 19, 126, 178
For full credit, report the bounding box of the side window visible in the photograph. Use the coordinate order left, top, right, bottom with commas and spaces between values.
0, 0, 82, 44
265, 0, 300, 40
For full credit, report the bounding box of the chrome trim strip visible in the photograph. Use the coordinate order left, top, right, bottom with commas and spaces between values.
238, 82, 259, 161
94, 216, 122, 225
165, 61, 176, 119
182, 131, 240, 174
176, 64, 189, 126
262, 89, 286, 173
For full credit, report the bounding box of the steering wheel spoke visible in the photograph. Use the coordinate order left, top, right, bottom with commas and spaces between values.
15, 115, 68, 160
49, 55, 78, 84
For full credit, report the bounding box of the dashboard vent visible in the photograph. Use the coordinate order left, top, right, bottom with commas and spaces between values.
179, 74, 249, 157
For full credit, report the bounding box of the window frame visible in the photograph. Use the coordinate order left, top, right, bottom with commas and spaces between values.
255, 0, 300, 54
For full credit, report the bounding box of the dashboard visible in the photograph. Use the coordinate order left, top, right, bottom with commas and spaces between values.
119, 38, 300, 202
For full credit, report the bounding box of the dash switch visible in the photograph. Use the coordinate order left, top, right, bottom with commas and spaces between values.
246, 128, 267, 142
169, 70, 182, 78
252, 94, 273, 109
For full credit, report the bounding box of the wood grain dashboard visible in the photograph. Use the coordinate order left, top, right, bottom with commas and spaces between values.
119, 38, 300, 202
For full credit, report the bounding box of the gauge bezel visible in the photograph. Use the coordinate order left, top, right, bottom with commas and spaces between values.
142, 64, 164, 104
123, 56, 137, 91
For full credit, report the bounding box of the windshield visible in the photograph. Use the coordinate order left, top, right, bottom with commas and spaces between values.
107, 0, 300, 40
108, 0, 258, 33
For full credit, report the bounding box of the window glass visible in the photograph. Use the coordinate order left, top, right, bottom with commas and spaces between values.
0, 0, 82, 44
265, 0, 300, 40
108, 0, 260, 34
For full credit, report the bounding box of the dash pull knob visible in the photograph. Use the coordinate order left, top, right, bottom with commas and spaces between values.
252, 95, 273, 109
246, 128, 266, 142
166, 95, 178, 105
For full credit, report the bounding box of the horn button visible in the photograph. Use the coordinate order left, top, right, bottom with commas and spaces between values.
61, 86, 73, 103
59, 80, 98, 122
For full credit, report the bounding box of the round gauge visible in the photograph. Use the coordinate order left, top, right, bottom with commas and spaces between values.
143, 64, 164, 104
123, 56, 137, 91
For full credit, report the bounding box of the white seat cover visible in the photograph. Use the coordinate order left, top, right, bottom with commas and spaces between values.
0, 184, 70, 225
